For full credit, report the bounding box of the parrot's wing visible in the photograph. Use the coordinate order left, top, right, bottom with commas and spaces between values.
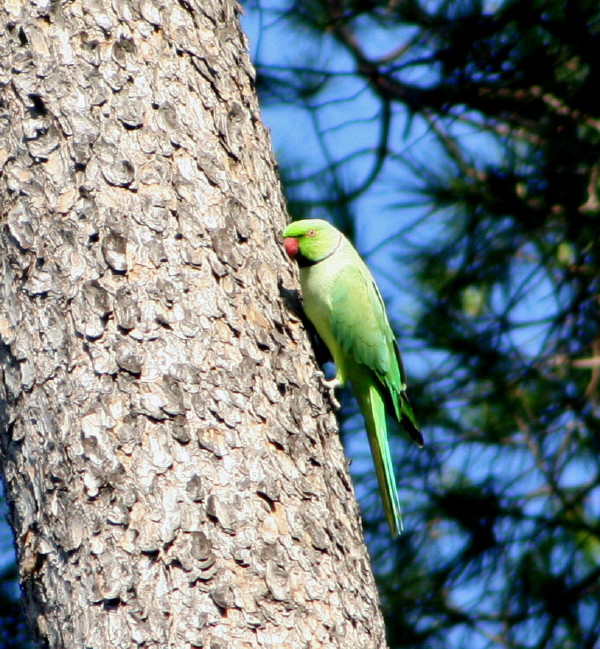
329, 263, 399, 380
330, 264, 423, 447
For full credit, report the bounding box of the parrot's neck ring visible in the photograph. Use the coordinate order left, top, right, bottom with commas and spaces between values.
297, 233, 343, 268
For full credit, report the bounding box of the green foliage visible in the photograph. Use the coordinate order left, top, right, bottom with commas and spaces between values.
246, 0, 600, 647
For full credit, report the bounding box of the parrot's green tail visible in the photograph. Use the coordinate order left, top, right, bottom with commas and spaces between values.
355, 380, 403, 537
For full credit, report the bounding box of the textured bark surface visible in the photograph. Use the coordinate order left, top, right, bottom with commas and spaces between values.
0, 1, 388, 648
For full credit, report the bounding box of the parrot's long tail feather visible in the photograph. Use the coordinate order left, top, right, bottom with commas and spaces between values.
356, 381, 403, 537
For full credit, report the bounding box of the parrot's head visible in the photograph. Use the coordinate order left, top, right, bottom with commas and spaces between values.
282, 219, 341, 266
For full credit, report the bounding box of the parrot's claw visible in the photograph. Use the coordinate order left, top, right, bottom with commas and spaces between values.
325, 387, 341, 410
313, 372, 341, 409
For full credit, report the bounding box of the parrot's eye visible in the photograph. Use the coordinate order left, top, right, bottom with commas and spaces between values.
307, 229, 317, 237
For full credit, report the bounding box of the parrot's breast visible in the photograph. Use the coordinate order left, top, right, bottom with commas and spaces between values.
300, 256, 348, 374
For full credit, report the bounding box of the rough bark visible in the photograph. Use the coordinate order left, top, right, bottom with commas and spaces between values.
0, 1, 388, 648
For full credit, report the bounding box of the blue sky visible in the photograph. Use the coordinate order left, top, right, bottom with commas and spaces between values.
240, 7, 600, 647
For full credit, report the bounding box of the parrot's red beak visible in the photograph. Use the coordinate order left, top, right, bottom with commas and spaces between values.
284, 237, 299, 258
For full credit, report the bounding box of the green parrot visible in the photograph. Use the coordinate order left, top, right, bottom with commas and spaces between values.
282, 219, 423, 537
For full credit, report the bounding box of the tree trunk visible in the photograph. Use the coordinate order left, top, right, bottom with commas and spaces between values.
0, 1, 387, 647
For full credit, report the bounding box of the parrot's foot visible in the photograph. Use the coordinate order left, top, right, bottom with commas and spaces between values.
314, 372, 341, 410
